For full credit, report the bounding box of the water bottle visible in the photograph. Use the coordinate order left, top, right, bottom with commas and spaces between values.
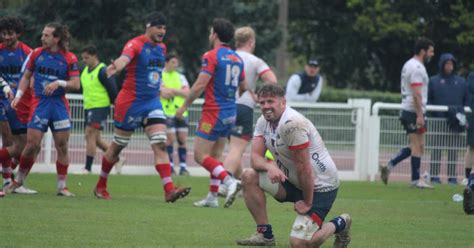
452, 194, 463, 202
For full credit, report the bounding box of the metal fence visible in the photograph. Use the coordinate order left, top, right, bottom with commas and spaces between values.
368, 103, 470, 182
9, 95, 370, 180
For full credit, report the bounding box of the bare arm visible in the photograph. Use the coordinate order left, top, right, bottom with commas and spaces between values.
173, 85, 190, 98
175, 72, 211, 119
106, 55, 131, 78
251, 136, 287, 183
43, 76, 80, 96
11, 70, 33, 109
290, 146, 314, 214
260, 70, 278, 84
411, 85, 424, 127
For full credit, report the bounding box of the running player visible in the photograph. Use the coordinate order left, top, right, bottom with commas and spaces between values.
176, 18, 247, 208
93, 12, 191, 202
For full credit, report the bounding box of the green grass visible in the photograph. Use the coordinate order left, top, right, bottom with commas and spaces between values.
1, 174, 472, 247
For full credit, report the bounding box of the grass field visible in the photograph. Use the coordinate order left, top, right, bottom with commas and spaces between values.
1, 174, 472, 247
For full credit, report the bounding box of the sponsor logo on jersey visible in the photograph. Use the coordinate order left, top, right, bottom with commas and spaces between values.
199, 122, 212, 133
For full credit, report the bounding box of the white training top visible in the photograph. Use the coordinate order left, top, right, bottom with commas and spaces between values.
236, 50, 271, 108
254, 106, 339, 192
400, 57, 429, 113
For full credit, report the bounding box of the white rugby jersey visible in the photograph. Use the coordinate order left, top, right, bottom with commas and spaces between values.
400, 57, 429, 113
254, 106, 339, 192
236, 50, 271, 108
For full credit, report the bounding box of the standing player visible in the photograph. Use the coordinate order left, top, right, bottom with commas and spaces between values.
3, 22, 80, 197
93, 12, 191, 202
160, 54, 190, 176
380, 37, 435, 188
219, 26, 277, 195
0, 16, 37, 194
236, 84, 351, 247
80, 45, 121, 175
176, 18, 247, 208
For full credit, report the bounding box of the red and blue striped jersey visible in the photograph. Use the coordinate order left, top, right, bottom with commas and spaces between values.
200, 44, 245, 111
119, 35, 166, 101
26, 47, 79, 98
0, 41, 32, 99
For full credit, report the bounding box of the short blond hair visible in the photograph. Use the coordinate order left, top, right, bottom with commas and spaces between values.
234, 26, 255, 48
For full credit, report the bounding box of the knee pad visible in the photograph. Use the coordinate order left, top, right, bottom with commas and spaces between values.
258, 172, 279, 196
113, 134, 130, 147
149, 131, 167, 145
290, 215, 320, 241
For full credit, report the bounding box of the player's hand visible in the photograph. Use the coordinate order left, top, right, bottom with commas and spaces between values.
5, 89, 14, 101
106, 60, 118, 78
267, 166, 287, 184
294, 200, 312, 215
11, 97, 20, 110
43, 81, 59, 96
176, 106, 186, 120
416, 115, 425, 129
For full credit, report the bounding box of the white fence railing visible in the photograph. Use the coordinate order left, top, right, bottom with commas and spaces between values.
18, 95, 371, 180
4, 94, 469, 182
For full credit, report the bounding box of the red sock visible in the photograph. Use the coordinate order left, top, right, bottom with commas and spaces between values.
210, 175, 220, 193
96, 157, 115, 189
2, 160, 12, 180
56, 161, 68, 189
11, 156, 20, 170
0, 148, 10, 163
19, 156, 35, 174
155, 163, 174, 192
202, 156, 229, 181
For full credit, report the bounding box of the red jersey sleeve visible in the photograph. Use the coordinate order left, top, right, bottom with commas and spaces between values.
25, 48, 43, 72
121, 38, 141, 60
20, 42, 32, 55
159, 43, 167, 56
66, 52, 80, 78
200, 50, 217, 76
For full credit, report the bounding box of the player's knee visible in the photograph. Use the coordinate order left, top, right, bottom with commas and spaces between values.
241, 168, 258, 186
148, 131, 167, 146
113, 134, 130, 147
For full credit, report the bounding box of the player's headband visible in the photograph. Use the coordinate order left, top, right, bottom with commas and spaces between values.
146, 19, 166, 28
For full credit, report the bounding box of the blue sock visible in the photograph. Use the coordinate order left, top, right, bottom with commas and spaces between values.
330, 217, 347, 233
469, 173, 474, 190
257, 224, 273, 239
85, 156, 94, 171
178, 147, 187, 165
390, 147, 411, 167
411, 156, 421, 181
166, 145, 174, 164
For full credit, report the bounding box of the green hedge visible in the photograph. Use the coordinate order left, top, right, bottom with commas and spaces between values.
319, 86, 401, 103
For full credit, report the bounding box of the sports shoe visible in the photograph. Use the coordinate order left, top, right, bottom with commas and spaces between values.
463, 187, 474, 215
14, 185, 38, 194
236, 232, 275, 246
193, 197, 219, 208
461, 178, 469, 186
218, 183, 228, 197
411, 180, 434, 189
334, 213, 352, 248
2, 180, 21, 194
179, 167, 190, 176
379, 163, 390, 185
165, 187, 191, 203
224, 179, 241, 208
57, 187, 75, 197
78, 168, 91, 175
115, 156, 126, 175
94, 187, 111, 200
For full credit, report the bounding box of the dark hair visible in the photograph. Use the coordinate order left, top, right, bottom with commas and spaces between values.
0, 16, 24, 34
146, 12, 167, 27
81, 45, 98, 56
165, 53, 178, 62
258, 84, 285, 99
414, 37, 434, 55
212, 18, 234, 43
45, 22, 71, 52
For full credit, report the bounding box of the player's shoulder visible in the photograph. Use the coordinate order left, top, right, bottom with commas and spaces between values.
30, 47, 45, 58
279, 108, 310, 131
18, 42, 32, 54
64, 51, 78, 62
126, 35, 146, 48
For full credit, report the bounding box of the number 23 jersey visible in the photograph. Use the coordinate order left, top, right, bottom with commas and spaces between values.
254, 106, 340, 192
